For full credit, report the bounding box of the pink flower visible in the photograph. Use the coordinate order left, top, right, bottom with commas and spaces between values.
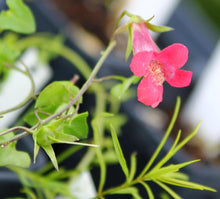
130, 23, 192, 108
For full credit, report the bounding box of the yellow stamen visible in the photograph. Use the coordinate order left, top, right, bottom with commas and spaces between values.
148, 60, 165, 85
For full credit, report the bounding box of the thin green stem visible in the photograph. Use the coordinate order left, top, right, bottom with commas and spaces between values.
0, 62, 35, 115
16, 34, 92, 79
95, 177, 142, 198
42, 40, 116, 124
0, 132, 28, 148
92, 117, 106, 194
138, 97, 181, 178
4, 34, 116, 182
113, 10, 133, 33
0, 39, 116, 147
38, 145, 83, 174
0, 126, 33, 137
96, 183, 127, 198
93, 75, 125, 82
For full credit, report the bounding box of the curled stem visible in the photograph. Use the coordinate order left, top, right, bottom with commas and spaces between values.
1, 132, 28, 148
0, 62, 35, 115
93, 75, 125, 82
0, 126, 33, 137
0, 40, 116, 147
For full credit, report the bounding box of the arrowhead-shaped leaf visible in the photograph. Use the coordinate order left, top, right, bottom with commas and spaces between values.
0, 0, 36, 34
41, 144, 58, 171
25, 81, 81, 126
62, 112, 89, 139
146, 22, 173, 33
36, 81, 81, 110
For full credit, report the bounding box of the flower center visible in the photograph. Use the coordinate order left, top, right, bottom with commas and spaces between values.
148, 60, 165, 85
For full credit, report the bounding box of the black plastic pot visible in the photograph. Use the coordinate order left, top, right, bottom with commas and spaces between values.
0, 0, 219, 198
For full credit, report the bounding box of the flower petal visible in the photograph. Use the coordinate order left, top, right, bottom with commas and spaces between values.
137, 75, 163, 108
132, 23, 159, 55
130, 51, 153, 77
166, 70, 192, 88
157, 43, 188, 69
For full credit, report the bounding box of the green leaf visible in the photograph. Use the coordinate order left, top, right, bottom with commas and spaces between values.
9, 166, 73, 198
45, 117, 67, 131
110, 125, 129, 180
145, 15, 155, 22
62, 112, 89, 139
33, 140, 40, 163
129, 15, 145, 24
172, 122, 201, 156
101, 150, 118, 164
39, 112, 88, 142
153, 179, 182, 199
92, 117, 106, 193
0, 132, 31, 168
34, 128, 91, 170
24, 107, 51, 127
160, 192, 171, 199
158, 176, 217, 192
20, 187, 38, 199
34, 118, 79, 145
111, 84, 126, 99
153, 122, 201, 172
32, 113, 91, 169
152, 130, 182, 171
125, 25, 133, 61
0, 34, 20, 67
0, 0, 36, 34
34, 127, 55, 147
0, 34, 21, 85
92, 150, 118, 165
128, 153, 137, 183
103, 113, 127, 135
91, 113, 115, 192
41, 144, 58, 171
164, 172, 189, 181
114, 24, 129, 35
146, 160, 200, 179
111, 76, 140, 100
48, 132, 78, 144
139, 97, 181, 177
36, 81, 81, 110
113, 10, 131, 34
33, 126, 59, 170
146, 22, 173, 33
140, 182, 155, 199
25, 81, 81, 126
112, 187, 142, 199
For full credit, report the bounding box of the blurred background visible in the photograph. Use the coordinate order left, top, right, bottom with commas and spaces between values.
0, 0, 220, 198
